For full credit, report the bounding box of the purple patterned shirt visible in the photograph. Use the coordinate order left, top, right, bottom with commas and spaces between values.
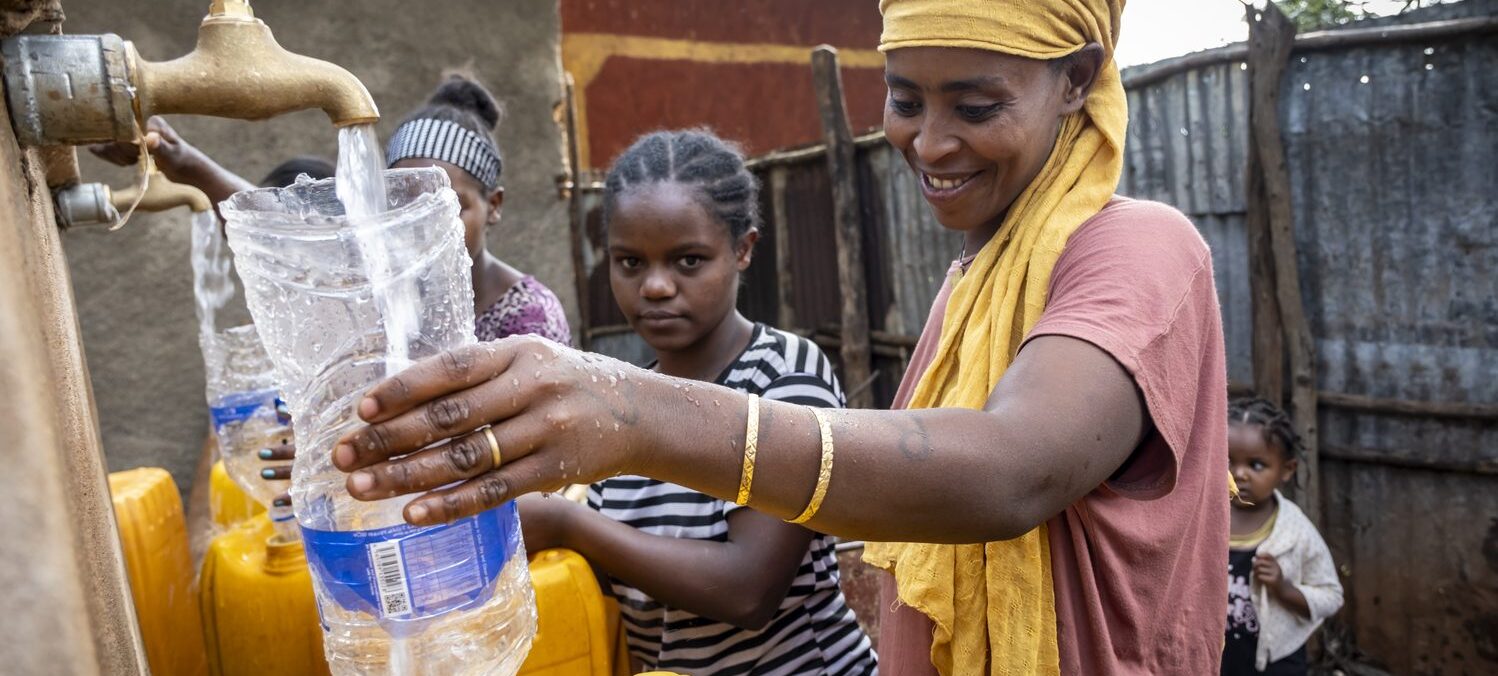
474, 276, 572, 345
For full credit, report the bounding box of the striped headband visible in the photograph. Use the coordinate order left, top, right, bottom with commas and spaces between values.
386, 118, 503, 191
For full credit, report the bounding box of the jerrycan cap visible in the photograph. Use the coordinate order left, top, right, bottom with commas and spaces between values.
263, 532, 307, 574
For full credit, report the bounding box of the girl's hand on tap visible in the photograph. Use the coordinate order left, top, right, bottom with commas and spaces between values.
88, 116, 207, 182
88, 116, 255, 206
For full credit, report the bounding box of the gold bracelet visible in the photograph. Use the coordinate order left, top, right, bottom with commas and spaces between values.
790, 407, 834, 524
735, 394, 760, 505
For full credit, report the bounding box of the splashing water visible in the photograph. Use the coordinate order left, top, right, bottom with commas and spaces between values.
190, 209, 236, 342
337, 124, 425, 673
337, 124, 417, 372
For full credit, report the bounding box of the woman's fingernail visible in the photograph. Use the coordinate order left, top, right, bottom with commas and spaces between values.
408, 504, 428, 523
258, 448, 274, 459
349, 471, 374, 493
334, 443, 354, 467
260, 468, 277, 479
358, 397, 379, 419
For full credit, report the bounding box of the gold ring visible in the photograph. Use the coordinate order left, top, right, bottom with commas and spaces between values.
482, 426, 502, 470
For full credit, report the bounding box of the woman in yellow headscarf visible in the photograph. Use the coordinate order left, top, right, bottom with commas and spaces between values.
328, 1, 1232, 673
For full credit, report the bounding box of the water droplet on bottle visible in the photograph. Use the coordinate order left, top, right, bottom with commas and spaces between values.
1239, 62, 1248, 71
1302, 82, 1312, 91
1423, 47, 1435, 56
1179, 127, 1189, 137
1359, 75, 1369, 84
1425, 63, 1434, 71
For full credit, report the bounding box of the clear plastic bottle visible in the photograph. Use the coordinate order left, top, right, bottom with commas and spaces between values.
222, 167, 536, 675
191, 204, 292, 520
202, 323, 291, 509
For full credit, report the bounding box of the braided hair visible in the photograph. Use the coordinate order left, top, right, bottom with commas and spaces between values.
1228, 397, 1302, 461
602, 130, 759, 241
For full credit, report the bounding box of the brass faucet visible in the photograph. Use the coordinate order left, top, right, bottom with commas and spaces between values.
129, 0, 379, 127
1, 0, 379, 146
111, 165, 213, 215
54, 159, 211, 229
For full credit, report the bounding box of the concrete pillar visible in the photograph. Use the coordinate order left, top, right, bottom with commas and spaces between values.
0, 65, 149, 676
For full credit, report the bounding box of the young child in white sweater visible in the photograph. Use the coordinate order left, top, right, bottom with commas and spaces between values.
1223, 398, 1344, 675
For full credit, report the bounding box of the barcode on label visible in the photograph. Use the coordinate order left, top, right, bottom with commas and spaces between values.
369, 540, 411, 617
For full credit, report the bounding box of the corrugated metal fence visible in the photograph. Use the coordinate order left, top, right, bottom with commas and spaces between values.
570, 3, 1497, 671
1122, 5, 1497, 673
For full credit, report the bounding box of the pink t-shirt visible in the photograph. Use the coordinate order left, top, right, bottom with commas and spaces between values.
877, 197, 1230, 675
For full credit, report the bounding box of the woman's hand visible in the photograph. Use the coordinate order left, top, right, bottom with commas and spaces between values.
334, 336, 664, 526
259, 402, 295, 506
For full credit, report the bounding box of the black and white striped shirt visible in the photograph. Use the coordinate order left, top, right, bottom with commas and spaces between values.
587, 324, 877, 675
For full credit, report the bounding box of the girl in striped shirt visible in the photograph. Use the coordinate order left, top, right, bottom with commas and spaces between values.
518, 130, 876, 675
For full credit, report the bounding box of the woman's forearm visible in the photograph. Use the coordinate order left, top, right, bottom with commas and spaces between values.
634, 337, 1144, 544
339, 335, 1143, 534
641, 398, 1067, 543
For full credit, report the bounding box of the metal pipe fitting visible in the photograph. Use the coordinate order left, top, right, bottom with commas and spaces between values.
54, 183, 118, 229
2, 34, 135, 146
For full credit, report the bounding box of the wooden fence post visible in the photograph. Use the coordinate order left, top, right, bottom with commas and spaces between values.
768, 166, 797, 331
1246, 136, 1284, 405
1247, 3, 1321, 525
563, 73, 593, 350
811, 45, 875, 408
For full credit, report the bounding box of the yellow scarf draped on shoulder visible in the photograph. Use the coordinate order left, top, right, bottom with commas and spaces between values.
862, 1, 1127, 674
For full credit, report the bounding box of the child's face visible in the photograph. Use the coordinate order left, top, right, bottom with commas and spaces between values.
607, 182, 754, 354
1228, 423, 1297, 508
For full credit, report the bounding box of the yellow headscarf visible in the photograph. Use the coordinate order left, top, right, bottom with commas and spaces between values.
862, 1, 1126, 674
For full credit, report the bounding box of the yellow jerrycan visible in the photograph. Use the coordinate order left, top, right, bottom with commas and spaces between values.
109, 467, 210, 676
199, 512, 329, 676
519, 548, 616, 676
209, 459, 265, 529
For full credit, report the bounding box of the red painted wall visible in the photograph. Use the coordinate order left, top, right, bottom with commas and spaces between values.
562, 0, 886, 168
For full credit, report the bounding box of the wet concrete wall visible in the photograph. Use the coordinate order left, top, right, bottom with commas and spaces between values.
58, 0, 572, 496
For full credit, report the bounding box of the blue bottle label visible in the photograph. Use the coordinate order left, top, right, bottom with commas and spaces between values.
301, 501, 520, 623
207, 388, 282, 431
